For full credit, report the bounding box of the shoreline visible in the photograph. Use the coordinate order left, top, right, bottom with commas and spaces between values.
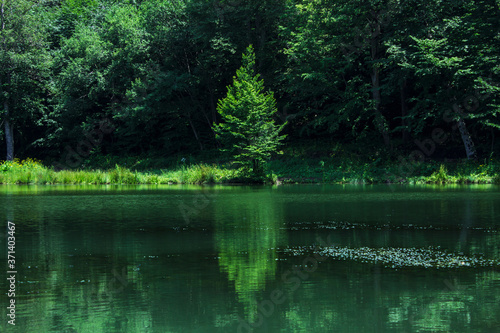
1, 158, 499, 185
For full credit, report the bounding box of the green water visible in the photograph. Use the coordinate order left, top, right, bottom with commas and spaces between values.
1, 184, 499, 332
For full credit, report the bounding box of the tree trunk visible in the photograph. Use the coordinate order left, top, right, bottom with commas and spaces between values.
1, 0, 13, 160
252, 158, 261, 176
255, 11, 266, 72
371, 66, 390, 148
400, 79, 410, 142
209, 89, 217, 124
491, 128, 495, 154
4, 104, 14, 160
370, 16, 391, 148
188, 113, 204, 151
456, 119, 477, 159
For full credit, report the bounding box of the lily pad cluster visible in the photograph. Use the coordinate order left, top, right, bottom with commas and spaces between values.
284, 246, 500, 269
289, 221, 499, 232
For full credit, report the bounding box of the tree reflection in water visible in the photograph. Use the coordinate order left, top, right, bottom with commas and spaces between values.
215, 190, 286, 323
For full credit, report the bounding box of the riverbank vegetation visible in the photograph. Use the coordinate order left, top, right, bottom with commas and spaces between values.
1, 155, 499, 185
1, 0, 499, 181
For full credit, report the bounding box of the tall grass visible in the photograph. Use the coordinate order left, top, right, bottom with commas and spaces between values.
177, 164, 240, 184
1, 157, 499, 185
0, 159, 241, 185
268, 156, 500, 184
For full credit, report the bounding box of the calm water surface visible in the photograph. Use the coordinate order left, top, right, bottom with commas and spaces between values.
0, 184, 499, 332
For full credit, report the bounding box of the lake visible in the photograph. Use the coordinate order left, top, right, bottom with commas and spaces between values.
1, 184, 499, 332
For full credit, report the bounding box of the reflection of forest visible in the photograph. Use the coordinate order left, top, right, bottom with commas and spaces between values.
276, 262, 500, 333
14, 224, 152, 333
2, 186, 500, 333
215, 190, 286, 323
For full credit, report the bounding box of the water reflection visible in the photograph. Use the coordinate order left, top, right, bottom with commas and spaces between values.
9, 224, 152, 332
215, 189, 286, 323
0, 184, 499, 332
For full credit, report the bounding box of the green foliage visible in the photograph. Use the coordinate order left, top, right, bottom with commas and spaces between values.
0, 0, 53, 159
109, 164, 138, 184
2, 154, 500, 185
177, 164, 238, 184
214, 45, 286, 176
1, 0, 500, 163
430, 164, 449, 183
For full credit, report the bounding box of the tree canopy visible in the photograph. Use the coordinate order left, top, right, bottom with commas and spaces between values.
1, 0, 499, 162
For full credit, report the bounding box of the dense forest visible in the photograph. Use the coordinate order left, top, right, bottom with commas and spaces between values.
1, 0, 499, 170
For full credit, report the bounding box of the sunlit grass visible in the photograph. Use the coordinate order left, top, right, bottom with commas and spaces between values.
0, 157, 499, 185
0, 160, 242, 185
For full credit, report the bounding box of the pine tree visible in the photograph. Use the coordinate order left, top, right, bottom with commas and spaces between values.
214, 45, 286, 177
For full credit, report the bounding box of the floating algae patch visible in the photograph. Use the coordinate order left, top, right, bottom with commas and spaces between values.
283, 246, 500, 269
289, 221, 499, 232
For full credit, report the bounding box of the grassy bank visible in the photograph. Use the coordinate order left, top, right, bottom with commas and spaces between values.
268, 156, 500, 184
1, 156, 499, 185
0, 159, 241, 185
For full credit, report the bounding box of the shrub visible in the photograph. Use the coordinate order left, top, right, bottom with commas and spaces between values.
431, 164, 449, 183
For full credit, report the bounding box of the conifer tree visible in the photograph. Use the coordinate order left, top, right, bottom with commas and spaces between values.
214, 45, 286, 176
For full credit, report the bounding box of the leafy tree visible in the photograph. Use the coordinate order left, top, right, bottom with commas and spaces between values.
214, 45, 286, 176
278, 0, 397, 147
388, 0, 500, 158
2, 0, 498, 161
52, 2, 152, 156
0, 0, 52, 160
139, 0, 287, 153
